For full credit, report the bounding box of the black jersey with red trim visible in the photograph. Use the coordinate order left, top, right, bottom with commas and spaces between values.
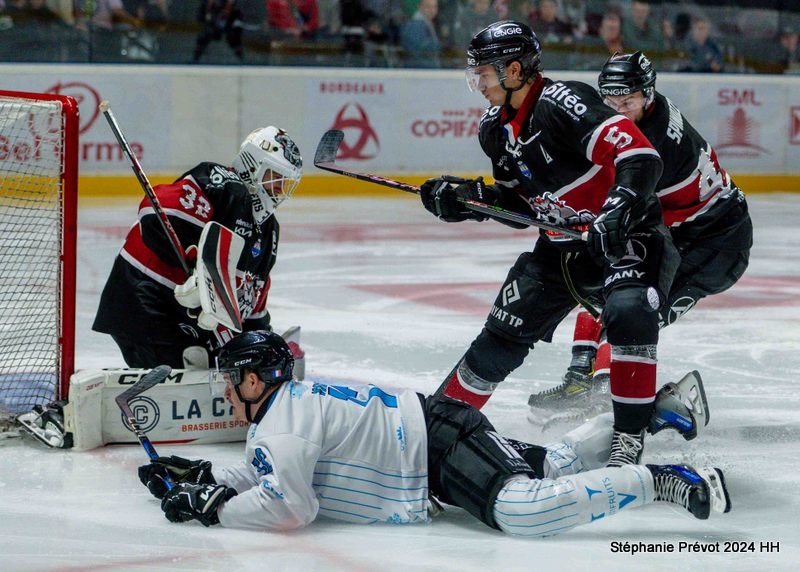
93, 161, 279, 343
478, 77, 663, 246
639, 92, 745, 240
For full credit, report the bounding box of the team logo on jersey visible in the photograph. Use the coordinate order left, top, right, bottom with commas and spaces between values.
252, 447, 274, 476
501, 280, 521, 306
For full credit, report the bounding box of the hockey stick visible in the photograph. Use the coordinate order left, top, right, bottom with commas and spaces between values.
314, 129, 587, 239
115, 365, 174, 489
100, 101, 190, 276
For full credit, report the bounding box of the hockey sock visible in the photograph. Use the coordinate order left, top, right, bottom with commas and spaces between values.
441, 360, 497, 410
594, 341, 610, 378
610, 345, 657, 432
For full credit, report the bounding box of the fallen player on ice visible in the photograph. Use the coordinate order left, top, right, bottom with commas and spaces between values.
138, 330, 731, 537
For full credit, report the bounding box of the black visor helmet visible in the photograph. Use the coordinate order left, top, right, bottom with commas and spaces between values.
598, 51, 657, 105
466, 20, 542, 93
211, 330, 294, 410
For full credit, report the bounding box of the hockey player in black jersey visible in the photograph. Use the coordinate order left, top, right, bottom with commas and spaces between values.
92, 126, 304, 372
419, 21, 680, 467
528, 51, 753, 420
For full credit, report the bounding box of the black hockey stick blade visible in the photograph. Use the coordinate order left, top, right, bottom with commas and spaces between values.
314, 129, 344, 166
115, 365, 172, 409
314, 130, 421, 195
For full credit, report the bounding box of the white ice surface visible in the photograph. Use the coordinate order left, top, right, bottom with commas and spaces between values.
1, 193, 799, 571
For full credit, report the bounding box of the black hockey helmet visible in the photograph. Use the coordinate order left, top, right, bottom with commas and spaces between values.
598, 51, 657, 101
465, 20, 542, 93
213, 330, 294, 393
213, 330, 294, 421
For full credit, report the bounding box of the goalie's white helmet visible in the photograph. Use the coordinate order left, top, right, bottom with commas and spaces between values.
232, 126, 303, 217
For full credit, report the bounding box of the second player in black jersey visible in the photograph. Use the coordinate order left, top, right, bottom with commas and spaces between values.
529, 51, 752, 418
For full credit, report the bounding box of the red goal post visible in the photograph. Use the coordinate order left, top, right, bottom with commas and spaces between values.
0, 90, 78, 424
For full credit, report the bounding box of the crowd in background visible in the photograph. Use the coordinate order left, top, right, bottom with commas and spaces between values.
0, 0, 798, 74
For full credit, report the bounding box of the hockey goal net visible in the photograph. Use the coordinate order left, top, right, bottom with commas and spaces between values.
0, 90, 77, 429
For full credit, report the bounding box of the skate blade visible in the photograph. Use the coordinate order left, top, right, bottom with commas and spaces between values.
696, 467, 732, 514
672, 370, 710, 429
528, 402, 610, 431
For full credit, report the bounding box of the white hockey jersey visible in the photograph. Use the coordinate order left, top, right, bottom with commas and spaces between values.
214, 379, 430, 529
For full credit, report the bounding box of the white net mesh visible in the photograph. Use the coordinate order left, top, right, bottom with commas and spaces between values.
0, 95, 66, 420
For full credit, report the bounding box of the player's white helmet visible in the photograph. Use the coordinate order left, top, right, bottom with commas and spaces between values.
232, 126, 303, 217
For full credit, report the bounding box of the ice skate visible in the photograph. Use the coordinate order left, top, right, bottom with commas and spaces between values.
15, 400, 71, 449
606, 429, 644, 467
647, 370, 709, 441
648, 464, 731, 519
527, 371, 610, 429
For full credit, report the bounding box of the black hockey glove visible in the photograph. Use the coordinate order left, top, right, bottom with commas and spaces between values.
161, 483, 237, 527
587, 186, 646, 264
138, 455, 215, 500
419, 176, 489, 223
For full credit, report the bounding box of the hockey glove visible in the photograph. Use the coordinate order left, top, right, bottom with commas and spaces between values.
174, 271, 220, 331
420, 176, 489, 223
587, 185, 645, 264
161, 483, 237, 527
138, 455, 216, 500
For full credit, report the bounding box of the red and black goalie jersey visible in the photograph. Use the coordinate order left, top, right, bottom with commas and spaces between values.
93, 161, 279, 347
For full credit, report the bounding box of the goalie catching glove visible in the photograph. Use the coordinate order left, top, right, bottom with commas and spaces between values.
161, 482, 237, 527
138, 455, 216, 499
420, 176, 491, 222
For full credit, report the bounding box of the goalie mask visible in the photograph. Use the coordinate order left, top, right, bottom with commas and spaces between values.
232, 126, 303, 223
211, 330, 295, 421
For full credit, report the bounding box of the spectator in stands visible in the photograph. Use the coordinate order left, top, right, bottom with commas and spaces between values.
777, 26, 800, 74
123, 0, 169, 28
400, 0, 440, 68
193, 0, 244, 62
74, 0, 143, 62
317, 0, 340, 37
508, 0, 534, 26
622, 0, 671, 52
596, 10, 623, 54
452, 0, 497, 50
679, 16, 723, 73
530, 0, 573, 45
267, 0, 320, 40
0, 0, 74, 62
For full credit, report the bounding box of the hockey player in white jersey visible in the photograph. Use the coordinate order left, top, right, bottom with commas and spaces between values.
138, 331, 731, 536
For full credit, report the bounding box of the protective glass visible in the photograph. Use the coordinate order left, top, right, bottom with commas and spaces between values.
602, 94, 647, 115
465, 64, 502, 93
209, 366, 240, 397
